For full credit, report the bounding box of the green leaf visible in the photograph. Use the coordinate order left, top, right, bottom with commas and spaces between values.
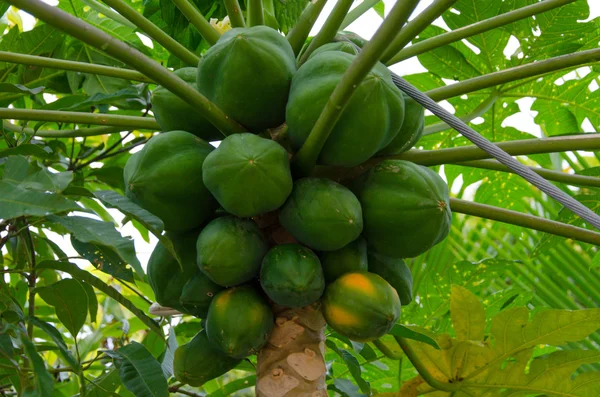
35, 278, 88, 336
103, 342, 169, 397
47, 215, 143, 279
0, 83, 44, 95
3, 156, 74, 193
274, 0, 310, 34
19, 332, 53, 397
326, 340, 371, 395
206, 375, 256, 397
0, 181, 81, 220
70, 236, 134, 282
36, 261, 162, 337
450, 285, 485, 341
388, 325, 439, 350
372, 1, 384, 19
93, 190, 181, 269
160, 330, 177, 379
0, 144, 52, 159
80, 281, 99, 324
84, 368, 122, 397
29, 317, 80, 371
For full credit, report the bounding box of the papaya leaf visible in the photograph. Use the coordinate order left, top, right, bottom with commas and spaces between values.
404, 287, 600, 395
206, 376, 256, 397
80, 281, 99, 324
0, 83, 44, 95
0, 181, 81, 220
160, 330, 177, 379
450, 285, 485, 341
47, 215, 144, 279
70, 236, 135, 282
93, 190, 182, 270
0, 144, 53, 159
326, 340, 371, 396
36, 261, 162, 337
34, 278, 88, 337
103, 342, 169, 397
3, 156, 73, 193
28, 317, 80, 371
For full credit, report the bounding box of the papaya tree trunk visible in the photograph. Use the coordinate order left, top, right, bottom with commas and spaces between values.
256, 303, 328, 397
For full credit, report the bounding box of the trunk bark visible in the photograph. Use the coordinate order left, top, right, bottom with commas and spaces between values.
256, 303, 328, 397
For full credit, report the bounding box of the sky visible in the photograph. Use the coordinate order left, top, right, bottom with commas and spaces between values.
6, 0, 600, 271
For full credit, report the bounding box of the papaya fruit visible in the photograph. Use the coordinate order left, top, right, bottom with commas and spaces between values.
197, 26, 296, 132
309, 41, 360, 59
174, 330, 241, 386
322, 271, 400, 342
206, 285, 273, 358
260, 244, 325, 308
353, 160, 451, 258
197, 216, 268, 287
150, 67, 222, 141
147, 230, 223, 316
368, 252, 413, 306
286, 51, 404, 166
279, 178, 363, 251
378, 94, 424, 155
202, 133, 293, 217
124, 130, 218, 232
319, 237, 368, 283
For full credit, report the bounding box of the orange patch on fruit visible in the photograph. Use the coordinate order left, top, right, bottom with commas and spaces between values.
326, 305, 360, 327
340, 273, 375, 297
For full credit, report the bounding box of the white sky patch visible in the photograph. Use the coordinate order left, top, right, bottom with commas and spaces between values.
136, 32, 154, 49
461, 39, 481, 55
503, 35, 520, 60
501, 97, 543, 137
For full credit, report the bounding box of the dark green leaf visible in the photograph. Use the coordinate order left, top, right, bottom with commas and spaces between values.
206, 376, 256, 397
71, 236, 135, 282
0, 83, 44, 95
47, 215, 143, 279
0, 144, 52, 159
104, 342, 169, 397
29, 317, 80, 371
81, 281, 99, 324
326, 340, 371, 395
3, 156, 73, 193
0, 181, 81, 219
88, 167, 125, 191
20, 332, 54, 397
84, 368, 122, 397
35, 278, 88, 336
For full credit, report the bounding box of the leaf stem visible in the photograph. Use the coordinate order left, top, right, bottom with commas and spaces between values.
24, 228, 37, 340
99, 0, 200, 66
0, 109, 159, 130
373, 339, 404, 360
451, 198, 600, 246
0, 51, 152, 82
427, 48, 600, 101
171, 0, 221, 45
223, 0, 245, 27
8, 0, 245, 136
423, 92, 499, 135
292, 0, 419, 176
247, 0, 264, 26
297, 0, 356, 66
286, 0, 328, 56
456, 159, 600, 189
381, 0, 458, 63
2, 121, 128, 138
386, 0, 578, 65
340, 0, 380, 30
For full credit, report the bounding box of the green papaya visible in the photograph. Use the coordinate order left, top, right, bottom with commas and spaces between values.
202, 133, 293, 217
147, 230, 223, 316
286, 51, 404, 166
353, 160, 451, 258
323, 271, 401, 342
124, 130, 218, 232
309, 41, 360, 59
197, 26, 296, 132
279, 178, 363, 251
174, 330, 241, 386
319, 237, 368, 283
197, 216, 268, 287
368, 252, 413, 306
378, 94, 424, 155
150, 68, 222, 141
206, 285, 274, 358
260, 244, 325, 308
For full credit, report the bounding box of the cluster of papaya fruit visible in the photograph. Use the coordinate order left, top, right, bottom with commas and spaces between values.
126, 25, 451, 386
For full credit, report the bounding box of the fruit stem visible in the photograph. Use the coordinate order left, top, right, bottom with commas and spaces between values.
339, 0, 381, 30
0, 108, 160, 130
8, 0, 245, 136
223, 0, 246, 28
171, 0, 221, 45
450, 198, 600, 246
380, 0, 458, 63
427, 48, 600, 101
423, 92, 499, 135
372, 338, 404, 360
291, 0, 419, 177
386, 0, 578, 65
456, 159, 600, 189
0, 51, 152, 83
296, 0, 356, 66
2, 121, 127, 138
99, 0, 201, 66
248, 0, 264, 26
396, 336, 461, 392
286, 0, 328, 56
